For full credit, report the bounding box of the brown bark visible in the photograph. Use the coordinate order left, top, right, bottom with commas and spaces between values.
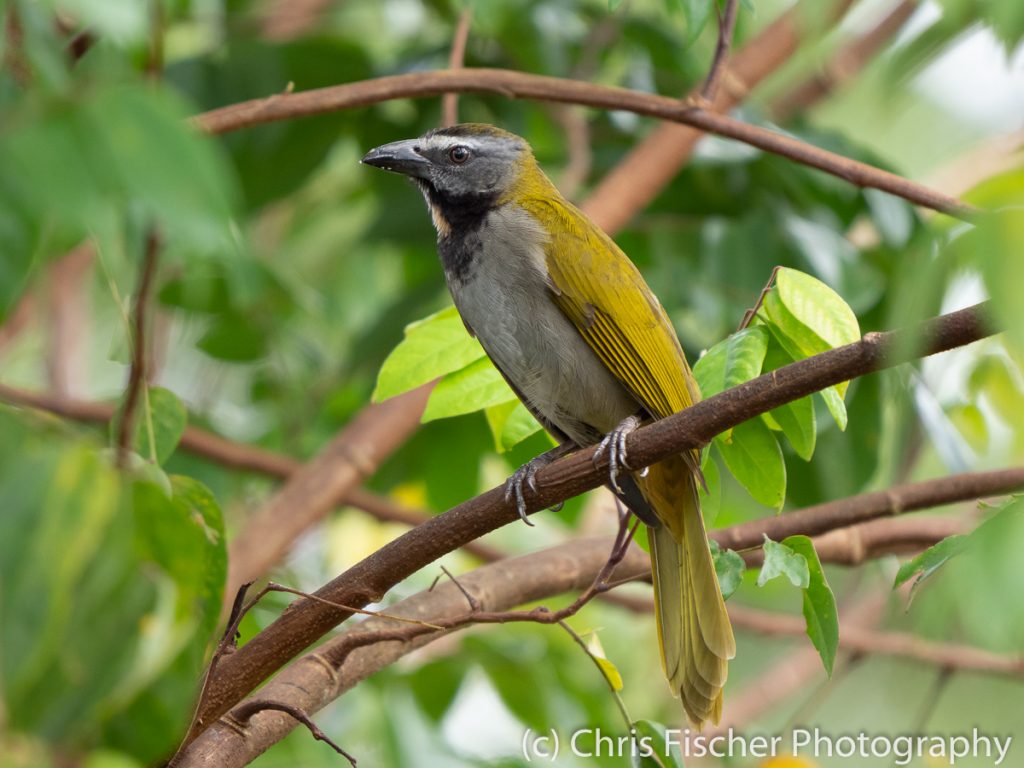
185, 303, 993, 738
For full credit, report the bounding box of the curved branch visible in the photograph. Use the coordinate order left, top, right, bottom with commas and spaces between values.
177, 516, 1021, 766
716, 464, 1023, 551
191, 68, 976, 219
185, 302, 994, 737
176, 538, 648, 767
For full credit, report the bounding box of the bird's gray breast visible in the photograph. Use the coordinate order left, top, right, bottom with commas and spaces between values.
441, 203, 638, 445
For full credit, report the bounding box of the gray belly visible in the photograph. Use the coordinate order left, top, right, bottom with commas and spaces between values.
445, 210, 639, 446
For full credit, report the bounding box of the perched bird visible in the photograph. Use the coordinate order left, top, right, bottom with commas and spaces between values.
362, 123, 735, 726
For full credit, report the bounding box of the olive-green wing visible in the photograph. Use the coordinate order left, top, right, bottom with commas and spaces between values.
522, 196, 699, 421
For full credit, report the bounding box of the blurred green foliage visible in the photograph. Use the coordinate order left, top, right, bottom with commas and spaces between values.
0, 0, 1022, 766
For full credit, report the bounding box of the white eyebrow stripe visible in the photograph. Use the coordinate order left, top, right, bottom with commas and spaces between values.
426, 135, 489, 152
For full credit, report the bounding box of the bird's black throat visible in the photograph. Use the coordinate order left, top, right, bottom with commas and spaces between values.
415, 180, 498, 285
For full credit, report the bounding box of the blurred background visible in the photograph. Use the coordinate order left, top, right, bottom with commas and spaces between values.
0, 0, 1022, 766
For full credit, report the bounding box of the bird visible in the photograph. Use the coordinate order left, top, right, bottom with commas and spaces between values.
362, 123, 735, 726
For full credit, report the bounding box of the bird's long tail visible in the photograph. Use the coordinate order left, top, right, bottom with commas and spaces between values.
643, 455, 735, 728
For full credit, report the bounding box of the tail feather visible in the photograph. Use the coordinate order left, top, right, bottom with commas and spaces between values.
644, 455, 735, 728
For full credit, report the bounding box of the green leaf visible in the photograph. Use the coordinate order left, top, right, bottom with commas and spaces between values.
962, 166, 1024, 210
968, 355, 1024, 424
407, 658, 465, 723
196, 314, 269, 362
961, 210, 1024, 359
693, 326, 769, 414
675, 0, 715, 43
894, 534, 969, 596
0, 410, 224, 758
0, 84, 238, 268
762, 268, 858, 430
584, 633, 623, 691
710, 540, 745, 600
111, 387, 187, 466
784, 535, 839, 676
423, 357, 516, 422
775, 267, 860, 351
761, 340, 816, 460
631, 720, 683, 768
484, 398, 543, 452
716, 417, 786, 508
757, 537, 809, 588
374, 306, 486, 402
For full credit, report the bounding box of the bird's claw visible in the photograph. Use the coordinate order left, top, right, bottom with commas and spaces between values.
593, 415, 644, 493
504, 458, 546, 526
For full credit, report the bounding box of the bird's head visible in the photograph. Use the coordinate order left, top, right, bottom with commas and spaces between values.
362, 123, 536, 209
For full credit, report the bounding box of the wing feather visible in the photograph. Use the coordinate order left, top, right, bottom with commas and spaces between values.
519, 196, 696, 422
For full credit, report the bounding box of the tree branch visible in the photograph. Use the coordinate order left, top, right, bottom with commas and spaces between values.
701, 0, 741, 102
727, 603, 1024, 675
116, 229, 160, 465
176, 538, 649, 767
716, 464, 1023, 551
191, 68, 976, 219
583, 0, 857, 233
441, 8, 472, 127
177, 516, 1020, 766
185, 302, 994, 738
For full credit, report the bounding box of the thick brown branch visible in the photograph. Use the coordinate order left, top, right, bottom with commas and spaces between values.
176, 538, 648, 767
192, 68, 975, 219
116, 230, 160, 465
177, 517, 1020, 766
186, 303, 994, 736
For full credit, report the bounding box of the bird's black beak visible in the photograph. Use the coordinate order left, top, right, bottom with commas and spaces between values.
361, 139, 431, 179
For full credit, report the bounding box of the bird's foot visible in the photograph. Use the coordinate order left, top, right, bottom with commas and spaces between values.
504, 443, 573, 526
593, 415, 647, 493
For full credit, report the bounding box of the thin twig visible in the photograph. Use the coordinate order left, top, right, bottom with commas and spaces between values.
231, 700, 357, 766
115, 229, 160, 466
737, 265, 780, 331
441, 8, 472, 127
557, 620, 633, 729
192, 68, 977, 219
702, 0, 741, 102
263, 582, 444, 630
440, 565, 480, 611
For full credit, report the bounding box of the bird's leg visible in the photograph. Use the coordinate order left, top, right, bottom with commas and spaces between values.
504, 442, 575, 526
593, 414, 647, 494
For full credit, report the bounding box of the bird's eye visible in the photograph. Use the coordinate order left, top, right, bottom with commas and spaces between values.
449, 145, 471, 164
